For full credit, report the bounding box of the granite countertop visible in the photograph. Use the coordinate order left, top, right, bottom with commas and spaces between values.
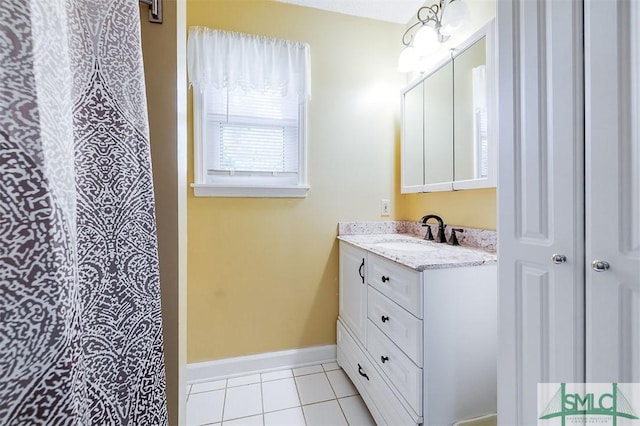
338, 233, 497, 271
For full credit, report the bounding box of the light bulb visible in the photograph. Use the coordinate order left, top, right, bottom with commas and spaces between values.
440, 0, 470, 36
397, 46, 419, 72
412, 25, 438, 54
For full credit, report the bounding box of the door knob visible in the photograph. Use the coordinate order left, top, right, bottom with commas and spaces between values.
551, 254, 567, 264
592, 260, 610, 272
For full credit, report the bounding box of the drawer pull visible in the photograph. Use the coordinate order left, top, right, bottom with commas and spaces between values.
381, 355, 389, 363
381, 315, 389, 323
381, 275, 390, 283
357, 363, 370, 381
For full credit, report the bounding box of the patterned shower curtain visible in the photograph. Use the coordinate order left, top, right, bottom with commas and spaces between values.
0, 0, 167, 424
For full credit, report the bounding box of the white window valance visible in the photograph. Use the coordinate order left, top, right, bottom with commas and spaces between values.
187, 27, 311, 100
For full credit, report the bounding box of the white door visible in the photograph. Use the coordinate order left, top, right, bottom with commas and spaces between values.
497, 1, 585, 423
585, 0, 640, 383
339, 242, 367, 343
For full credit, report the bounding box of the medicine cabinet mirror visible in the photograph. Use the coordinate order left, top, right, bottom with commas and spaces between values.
401, 20, 496, 193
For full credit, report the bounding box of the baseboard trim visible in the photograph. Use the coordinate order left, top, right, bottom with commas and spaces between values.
186, 344, 337, 383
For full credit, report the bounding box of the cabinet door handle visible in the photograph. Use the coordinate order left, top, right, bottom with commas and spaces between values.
358, 259, 365, 284
357, 363, 369, 380
381, 315, 389, 323
381, 275, 390, 283
381, 355, 389, 363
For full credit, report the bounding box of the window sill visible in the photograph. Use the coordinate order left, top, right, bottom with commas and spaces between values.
191, 183, 310, 198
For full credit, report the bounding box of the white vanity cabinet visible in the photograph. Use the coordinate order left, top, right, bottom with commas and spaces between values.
337, 240, 497, 426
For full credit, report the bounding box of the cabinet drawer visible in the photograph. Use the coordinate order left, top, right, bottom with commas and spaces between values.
337, 321, 420, 426
368, 287, 423, 366
367, 320, 423, 416
367, 254, 422, 318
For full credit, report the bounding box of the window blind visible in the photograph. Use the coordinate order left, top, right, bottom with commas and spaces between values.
205, 87, 300, 175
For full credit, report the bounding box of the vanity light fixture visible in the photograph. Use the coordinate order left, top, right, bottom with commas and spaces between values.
398, 0, 470, 72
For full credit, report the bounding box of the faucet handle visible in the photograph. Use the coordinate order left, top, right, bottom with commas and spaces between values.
436, 224, 447, 243
423, 225, 434, 241
448, 228, 464, 246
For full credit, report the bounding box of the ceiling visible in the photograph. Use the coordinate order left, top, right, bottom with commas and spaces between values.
275, 0, 425, 25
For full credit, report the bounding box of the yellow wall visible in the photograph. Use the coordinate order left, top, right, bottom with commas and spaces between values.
401, 188, 496, 230
187, 0, 405, 362
399, 0, 497, 231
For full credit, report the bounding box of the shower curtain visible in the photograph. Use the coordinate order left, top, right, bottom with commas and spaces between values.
0, 0, 167, 424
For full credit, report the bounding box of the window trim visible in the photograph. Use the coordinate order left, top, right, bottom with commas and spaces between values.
191, 88, 310, 198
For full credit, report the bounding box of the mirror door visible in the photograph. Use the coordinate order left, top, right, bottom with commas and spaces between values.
453, 36, 487, 181
401, 81, 425, 192
423, 61, 454, 190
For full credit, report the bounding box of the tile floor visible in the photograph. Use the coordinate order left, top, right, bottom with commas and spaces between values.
186, 362, 376, 426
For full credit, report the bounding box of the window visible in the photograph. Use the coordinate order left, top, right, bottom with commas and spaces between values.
204, 86, 302, 187
187, 27, 311, 197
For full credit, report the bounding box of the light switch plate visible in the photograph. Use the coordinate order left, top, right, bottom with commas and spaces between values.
380, 199, 391, 216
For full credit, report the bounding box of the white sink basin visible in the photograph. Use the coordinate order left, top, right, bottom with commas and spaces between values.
373, 241, 438, 252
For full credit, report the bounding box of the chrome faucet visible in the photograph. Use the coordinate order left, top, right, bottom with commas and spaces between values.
420, 214, 446, 243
